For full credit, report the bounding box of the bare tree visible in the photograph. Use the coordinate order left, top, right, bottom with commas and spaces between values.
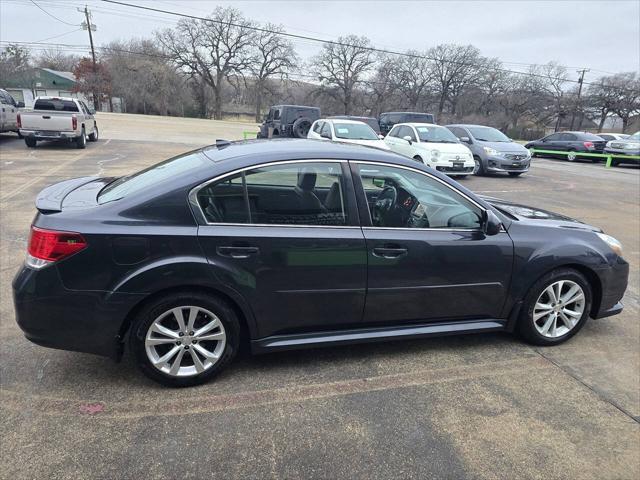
427, 44, 485, 117
311, 35, 375, 114
394, 52, 432, 110
608, 72, 640, 132
157, 7, 254, 119
0, 44, 32, 87
36, 49, 80, 72
364, 54, 402, 116
532, 62, 569, 130
249, 24, 297, 122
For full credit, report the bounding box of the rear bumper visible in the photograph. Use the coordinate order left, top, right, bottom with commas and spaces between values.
604, 148, 640, 157
20, 129, 79, 140
12, 264, 143, 359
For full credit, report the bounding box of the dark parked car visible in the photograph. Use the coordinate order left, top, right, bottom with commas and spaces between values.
525, 131, 607, 162
13, 139, 628, 386
379, 112, 436, 136
257, 105, 320, 139
329, 115, 382, 135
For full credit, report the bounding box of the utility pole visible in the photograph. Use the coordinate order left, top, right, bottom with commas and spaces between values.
79, 6, 99, 110
570, 68, 589, 130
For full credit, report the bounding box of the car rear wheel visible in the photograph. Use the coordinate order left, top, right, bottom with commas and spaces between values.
566, 149, 577, 162
292, 117, 312, 138
518, 268, 591, 346
75, 128, 86, 149
130, 292, 240, 387
88, 126, 99, 142
25, 137, 36, 148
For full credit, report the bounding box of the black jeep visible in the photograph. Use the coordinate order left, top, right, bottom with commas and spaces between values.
258, 105, 321, 139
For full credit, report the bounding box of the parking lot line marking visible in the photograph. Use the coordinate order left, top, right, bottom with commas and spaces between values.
1, 357, 553, 419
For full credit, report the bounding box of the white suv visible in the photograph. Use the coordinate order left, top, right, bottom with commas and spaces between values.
384, 123, 474, 177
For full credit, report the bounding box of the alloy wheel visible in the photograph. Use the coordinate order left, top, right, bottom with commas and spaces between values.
533, 280, 585, 338
473, 158, 480, 175
567, 151, 577, 161
145, 306, 227, 377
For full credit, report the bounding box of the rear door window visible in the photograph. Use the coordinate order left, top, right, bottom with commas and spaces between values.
196, 162, 351, 226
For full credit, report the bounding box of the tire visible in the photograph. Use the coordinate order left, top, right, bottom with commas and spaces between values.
566, 149, 577, 162
129, 292, 240, 387
88, 125, 99, 142
292, 117, 312, 138
16, 130, 22, 139
611, 159, 620, 167
508, 172, 523, 177
25, 137, 36, 148
518, 268, 592, 346
75, 128, 86, 149
473, 156, 485, 176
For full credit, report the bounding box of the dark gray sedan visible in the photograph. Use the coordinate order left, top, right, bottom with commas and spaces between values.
13, 139, 628, 386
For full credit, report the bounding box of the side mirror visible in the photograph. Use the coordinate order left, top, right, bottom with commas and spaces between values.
483, 210, 503, 236
17, 101, 25, 108
460, 136, 471, 143
378, 134, 384, 140
402, 135, 413, 145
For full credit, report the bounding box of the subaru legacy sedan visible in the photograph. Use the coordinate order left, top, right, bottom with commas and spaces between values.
13, 139, 628, 387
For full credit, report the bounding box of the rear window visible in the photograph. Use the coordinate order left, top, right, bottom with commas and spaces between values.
34, 99, 79, 112
403, 113, 435, 124
577, 132, 607, 141
98, 151, 210, 203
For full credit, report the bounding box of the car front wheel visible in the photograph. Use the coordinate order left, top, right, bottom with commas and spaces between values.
130, 293, 240, 387
518, 268, 592, 346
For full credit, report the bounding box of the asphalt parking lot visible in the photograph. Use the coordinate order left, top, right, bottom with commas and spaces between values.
1, 113, 638, 479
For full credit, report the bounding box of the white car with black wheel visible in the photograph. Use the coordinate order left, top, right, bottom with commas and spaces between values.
384, 123, 475, 177
308, 118, 390, 150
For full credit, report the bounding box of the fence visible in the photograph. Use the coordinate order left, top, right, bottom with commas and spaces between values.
529, 149, 640, 167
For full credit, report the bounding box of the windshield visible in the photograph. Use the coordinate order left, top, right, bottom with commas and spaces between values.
98, 151, 209, 203
415, 125, 459, 143
333, 122, 379, 140
629, 132, 640, 141
468, 126, 510, 142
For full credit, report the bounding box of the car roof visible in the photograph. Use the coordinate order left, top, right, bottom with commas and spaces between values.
318, 118, 367, 125
35, 96, 77, 101
446, 124, 497, 128
394, 122, 440, 128
329, 115, 377, 120
381, 111, 433, 115
272, 105, 319, 110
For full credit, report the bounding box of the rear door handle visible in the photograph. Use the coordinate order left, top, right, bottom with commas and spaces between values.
372, 246, 408, 259
216, 246, 259, 259
42, 115, 51, 119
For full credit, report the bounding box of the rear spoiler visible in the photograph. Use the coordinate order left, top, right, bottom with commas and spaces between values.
35, 176, 98, 213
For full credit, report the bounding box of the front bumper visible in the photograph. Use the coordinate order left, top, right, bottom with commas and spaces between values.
485, 155, 530, 173
20, 129, 79, 140
12, 263, 143, 359
592, 257, 629, 319
604, 148, 640, 157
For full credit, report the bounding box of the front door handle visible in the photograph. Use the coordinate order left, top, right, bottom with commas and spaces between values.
372, 246, 408, 259
217, 246, 259, 259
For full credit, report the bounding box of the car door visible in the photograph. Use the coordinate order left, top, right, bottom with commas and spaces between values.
195, 160, 367, 339
351, 161, 513, 324
394, 126, 416, 158
540, 133, 562, 152
558, 133, 577, 152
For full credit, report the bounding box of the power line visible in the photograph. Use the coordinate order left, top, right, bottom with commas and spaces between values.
100, 0, 623, 91
28, 0, 79, 26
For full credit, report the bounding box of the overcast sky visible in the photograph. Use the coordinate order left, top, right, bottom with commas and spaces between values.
1, 0, 639, 82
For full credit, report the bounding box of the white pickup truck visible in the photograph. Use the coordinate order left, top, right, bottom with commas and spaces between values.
18, 96, 99, 149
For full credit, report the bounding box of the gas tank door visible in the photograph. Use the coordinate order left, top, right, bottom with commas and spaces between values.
111, 237, 150, 265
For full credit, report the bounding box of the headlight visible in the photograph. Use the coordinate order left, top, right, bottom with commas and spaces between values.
596, 232, 623, 256
483, 147, 501, 156
624, 143, 640, 150
431, 149, 440, 158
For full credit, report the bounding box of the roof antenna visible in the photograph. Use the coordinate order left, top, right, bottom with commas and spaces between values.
215, 139, 232, 149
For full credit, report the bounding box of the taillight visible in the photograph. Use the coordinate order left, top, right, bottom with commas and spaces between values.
72, 114, 77, 130
583, 141, 594, 148
26, 226, 87, 269
17, 112, 21, 128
